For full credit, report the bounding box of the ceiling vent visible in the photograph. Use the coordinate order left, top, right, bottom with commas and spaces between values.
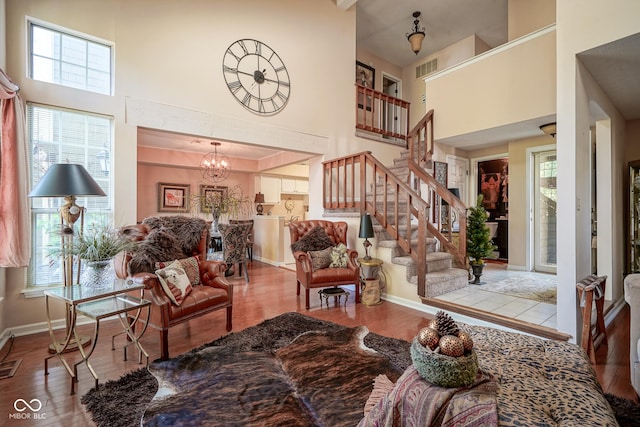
416, 58, 438, 78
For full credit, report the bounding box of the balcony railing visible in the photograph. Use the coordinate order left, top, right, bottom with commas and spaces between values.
355, 84, 410, 141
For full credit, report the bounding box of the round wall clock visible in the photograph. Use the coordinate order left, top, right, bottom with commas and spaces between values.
222, 39, 291, 115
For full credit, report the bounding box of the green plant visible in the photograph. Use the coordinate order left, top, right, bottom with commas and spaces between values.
191, 185, 252, 219
466, 195, 497, 265
53, 223, 134, 262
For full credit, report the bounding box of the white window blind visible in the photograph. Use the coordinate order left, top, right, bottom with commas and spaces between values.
29, 21, 113, 95
28, 103, 113, 287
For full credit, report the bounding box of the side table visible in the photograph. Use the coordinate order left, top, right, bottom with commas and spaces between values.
44, 279, 151, 394
358, 257, 385, 305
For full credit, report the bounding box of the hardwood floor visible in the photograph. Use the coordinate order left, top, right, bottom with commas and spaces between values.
0, 260, 637, 426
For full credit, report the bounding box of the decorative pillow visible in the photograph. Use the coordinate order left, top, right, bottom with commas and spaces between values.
308, 246, 334, 271
155, 260, 193, 306
290, 226, 333, 253
330, 243, 348, 268
156, 256, 200, 286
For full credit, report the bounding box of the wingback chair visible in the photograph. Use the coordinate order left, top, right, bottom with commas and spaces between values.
288, 220, 360, 309
114, 216, 233, 360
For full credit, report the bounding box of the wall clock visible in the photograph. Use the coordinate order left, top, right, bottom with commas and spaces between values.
222, 39, 291, 115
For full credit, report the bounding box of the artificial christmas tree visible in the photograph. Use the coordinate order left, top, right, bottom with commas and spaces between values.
466, 195, 497, 284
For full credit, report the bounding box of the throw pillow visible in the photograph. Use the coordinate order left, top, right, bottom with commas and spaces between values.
308, 246, 334, 271
330, 243, 348, 268
155, 256, 200, 286
290, 226, 334, 253
155, 260, 193, 306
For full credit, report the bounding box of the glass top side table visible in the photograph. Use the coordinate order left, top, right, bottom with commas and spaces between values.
44, 279, 150, 394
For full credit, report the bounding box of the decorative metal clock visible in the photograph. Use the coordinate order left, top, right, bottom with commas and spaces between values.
222, 39, 291, 115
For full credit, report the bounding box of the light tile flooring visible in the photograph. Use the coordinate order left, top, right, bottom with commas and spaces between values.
434, 263, 558, 329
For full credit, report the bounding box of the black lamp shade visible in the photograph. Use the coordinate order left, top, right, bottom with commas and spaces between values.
359, 213, 374, 238
28, 163, 106, 198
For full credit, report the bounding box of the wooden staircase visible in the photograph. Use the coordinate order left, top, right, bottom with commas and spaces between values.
322, 109, 469, 300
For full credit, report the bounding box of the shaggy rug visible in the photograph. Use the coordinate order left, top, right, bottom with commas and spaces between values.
480, 275, 557, 304
81, 312, 640, 427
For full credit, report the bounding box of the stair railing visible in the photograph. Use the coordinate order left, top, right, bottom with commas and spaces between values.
355, 84, 410, 141
323, 151, 430, 297
406, 109, 468, 270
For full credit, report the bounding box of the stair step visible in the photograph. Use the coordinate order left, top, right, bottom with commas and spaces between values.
408, 267, 470, 298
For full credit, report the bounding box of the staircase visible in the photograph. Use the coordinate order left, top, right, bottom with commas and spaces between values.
372, 150, 469, 297
323, 109, 468, 301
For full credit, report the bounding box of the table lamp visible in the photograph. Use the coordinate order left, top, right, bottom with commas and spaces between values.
359, 213, 374, 260
254, 192, 265, 215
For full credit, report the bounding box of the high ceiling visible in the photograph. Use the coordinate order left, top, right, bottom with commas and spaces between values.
139, 2, 640, 159
355, 0, 508, 68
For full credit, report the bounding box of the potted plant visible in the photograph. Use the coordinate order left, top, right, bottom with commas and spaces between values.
54, 223, 135, 289
191, 185, 252, 234
466, 195, 497, 284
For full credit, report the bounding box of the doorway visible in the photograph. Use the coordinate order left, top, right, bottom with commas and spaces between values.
381, 73, 402, 137
533, 150, 557, 273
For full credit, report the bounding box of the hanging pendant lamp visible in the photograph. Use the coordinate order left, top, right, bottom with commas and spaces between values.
200, 142, 231, 182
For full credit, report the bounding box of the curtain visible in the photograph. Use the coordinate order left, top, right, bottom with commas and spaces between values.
0, 68, 30, 267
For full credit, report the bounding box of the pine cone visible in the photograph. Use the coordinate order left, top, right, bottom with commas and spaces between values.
434, 310, 460, 337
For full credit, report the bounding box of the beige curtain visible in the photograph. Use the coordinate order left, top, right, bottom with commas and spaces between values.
0, 69, 30, 267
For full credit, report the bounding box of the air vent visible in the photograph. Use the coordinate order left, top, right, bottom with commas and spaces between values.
415, 58, 438, 78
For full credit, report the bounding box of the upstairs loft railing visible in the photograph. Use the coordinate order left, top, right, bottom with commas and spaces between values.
355, 84, 410, 141
323, 151, 431, 297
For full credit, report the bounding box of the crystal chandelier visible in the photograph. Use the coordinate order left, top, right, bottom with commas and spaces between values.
200, 142, 231, 182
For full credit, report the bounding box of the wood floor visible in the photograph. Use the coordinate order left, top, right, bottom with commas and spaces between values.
0, 260, 637, 426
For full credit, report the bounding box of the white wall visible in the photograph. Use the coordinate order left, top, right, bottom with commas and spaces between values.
3, 0, 405, 331
556, 0, 639, 339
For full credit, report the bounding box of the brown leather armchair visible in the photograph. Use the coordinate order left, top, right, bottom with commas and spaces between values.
114, 217, 233, 360
288, 220, 360, 309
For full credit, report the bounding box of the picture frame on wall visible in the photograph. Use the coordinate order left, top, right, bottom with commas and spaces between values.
199, 184, 227, 213
356, 61, 375, 89
158, 182, 190, 212
356, 61, 375, 111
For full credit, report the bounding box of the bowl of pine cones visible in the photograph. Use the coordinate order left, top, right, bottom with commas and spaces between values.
410, 310, 479, 388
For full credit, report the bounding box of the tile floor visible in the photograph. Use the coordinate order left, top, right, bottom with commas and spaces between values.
434, 263, 558, 328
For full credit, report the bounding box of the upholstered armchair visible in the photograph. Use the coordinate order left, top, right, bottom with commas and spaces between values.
114, 216, 233, 360
288, 220, 360, 309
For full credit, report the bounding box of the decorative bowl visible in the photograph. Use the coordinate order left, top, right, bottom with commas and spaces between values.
410, 336, 479, 388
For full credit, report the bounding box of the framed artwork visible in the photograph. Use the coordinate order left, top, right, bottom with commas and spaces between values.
356, 61, 375, 89
200, 185, 227, 213
158, 182, 190, 212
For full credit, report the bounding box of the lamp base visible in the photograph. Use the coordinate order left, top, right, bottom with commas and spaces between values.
48, 335, 92, 354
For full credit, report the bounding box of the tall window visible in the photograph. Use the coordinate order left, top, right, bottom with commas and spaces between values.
28, 20, 113, 95
28, 104, 113, 287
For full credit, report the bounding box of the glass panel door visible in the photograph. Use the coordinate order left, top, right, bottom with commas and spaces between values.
534, 151, 557, 273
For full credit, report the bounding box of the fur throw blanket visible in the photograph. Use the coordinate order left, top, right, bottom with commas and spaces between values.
126, 216, 208, 275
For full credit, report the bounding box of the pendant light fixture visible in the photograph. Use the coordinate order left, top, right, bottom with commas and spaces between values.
200, 141, 231, 182
406, 11, 426, 55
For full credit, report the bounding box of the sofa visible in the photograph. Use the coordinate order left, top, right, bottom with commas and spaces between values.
625, 273, 640, 397
114, 216, 233, 360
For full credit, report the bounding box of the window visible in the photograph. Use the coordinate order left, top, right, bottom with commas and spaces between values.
28, 20, 113, 95
28, 103, 113, 287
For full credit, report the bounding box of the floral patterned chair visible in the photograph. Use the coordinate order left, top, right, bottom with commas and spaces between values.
216, 222, 251, 282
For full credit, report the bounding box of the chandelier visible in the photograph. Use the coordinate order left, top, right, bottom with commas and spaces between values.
406, 11, 426, 55
200, 141, 231, 182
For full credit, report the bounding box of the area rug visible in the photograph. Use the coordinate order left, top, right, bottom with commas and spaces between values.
81, 313, 410, 427
480, 275, 557, 304
81, 312, 640, 427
